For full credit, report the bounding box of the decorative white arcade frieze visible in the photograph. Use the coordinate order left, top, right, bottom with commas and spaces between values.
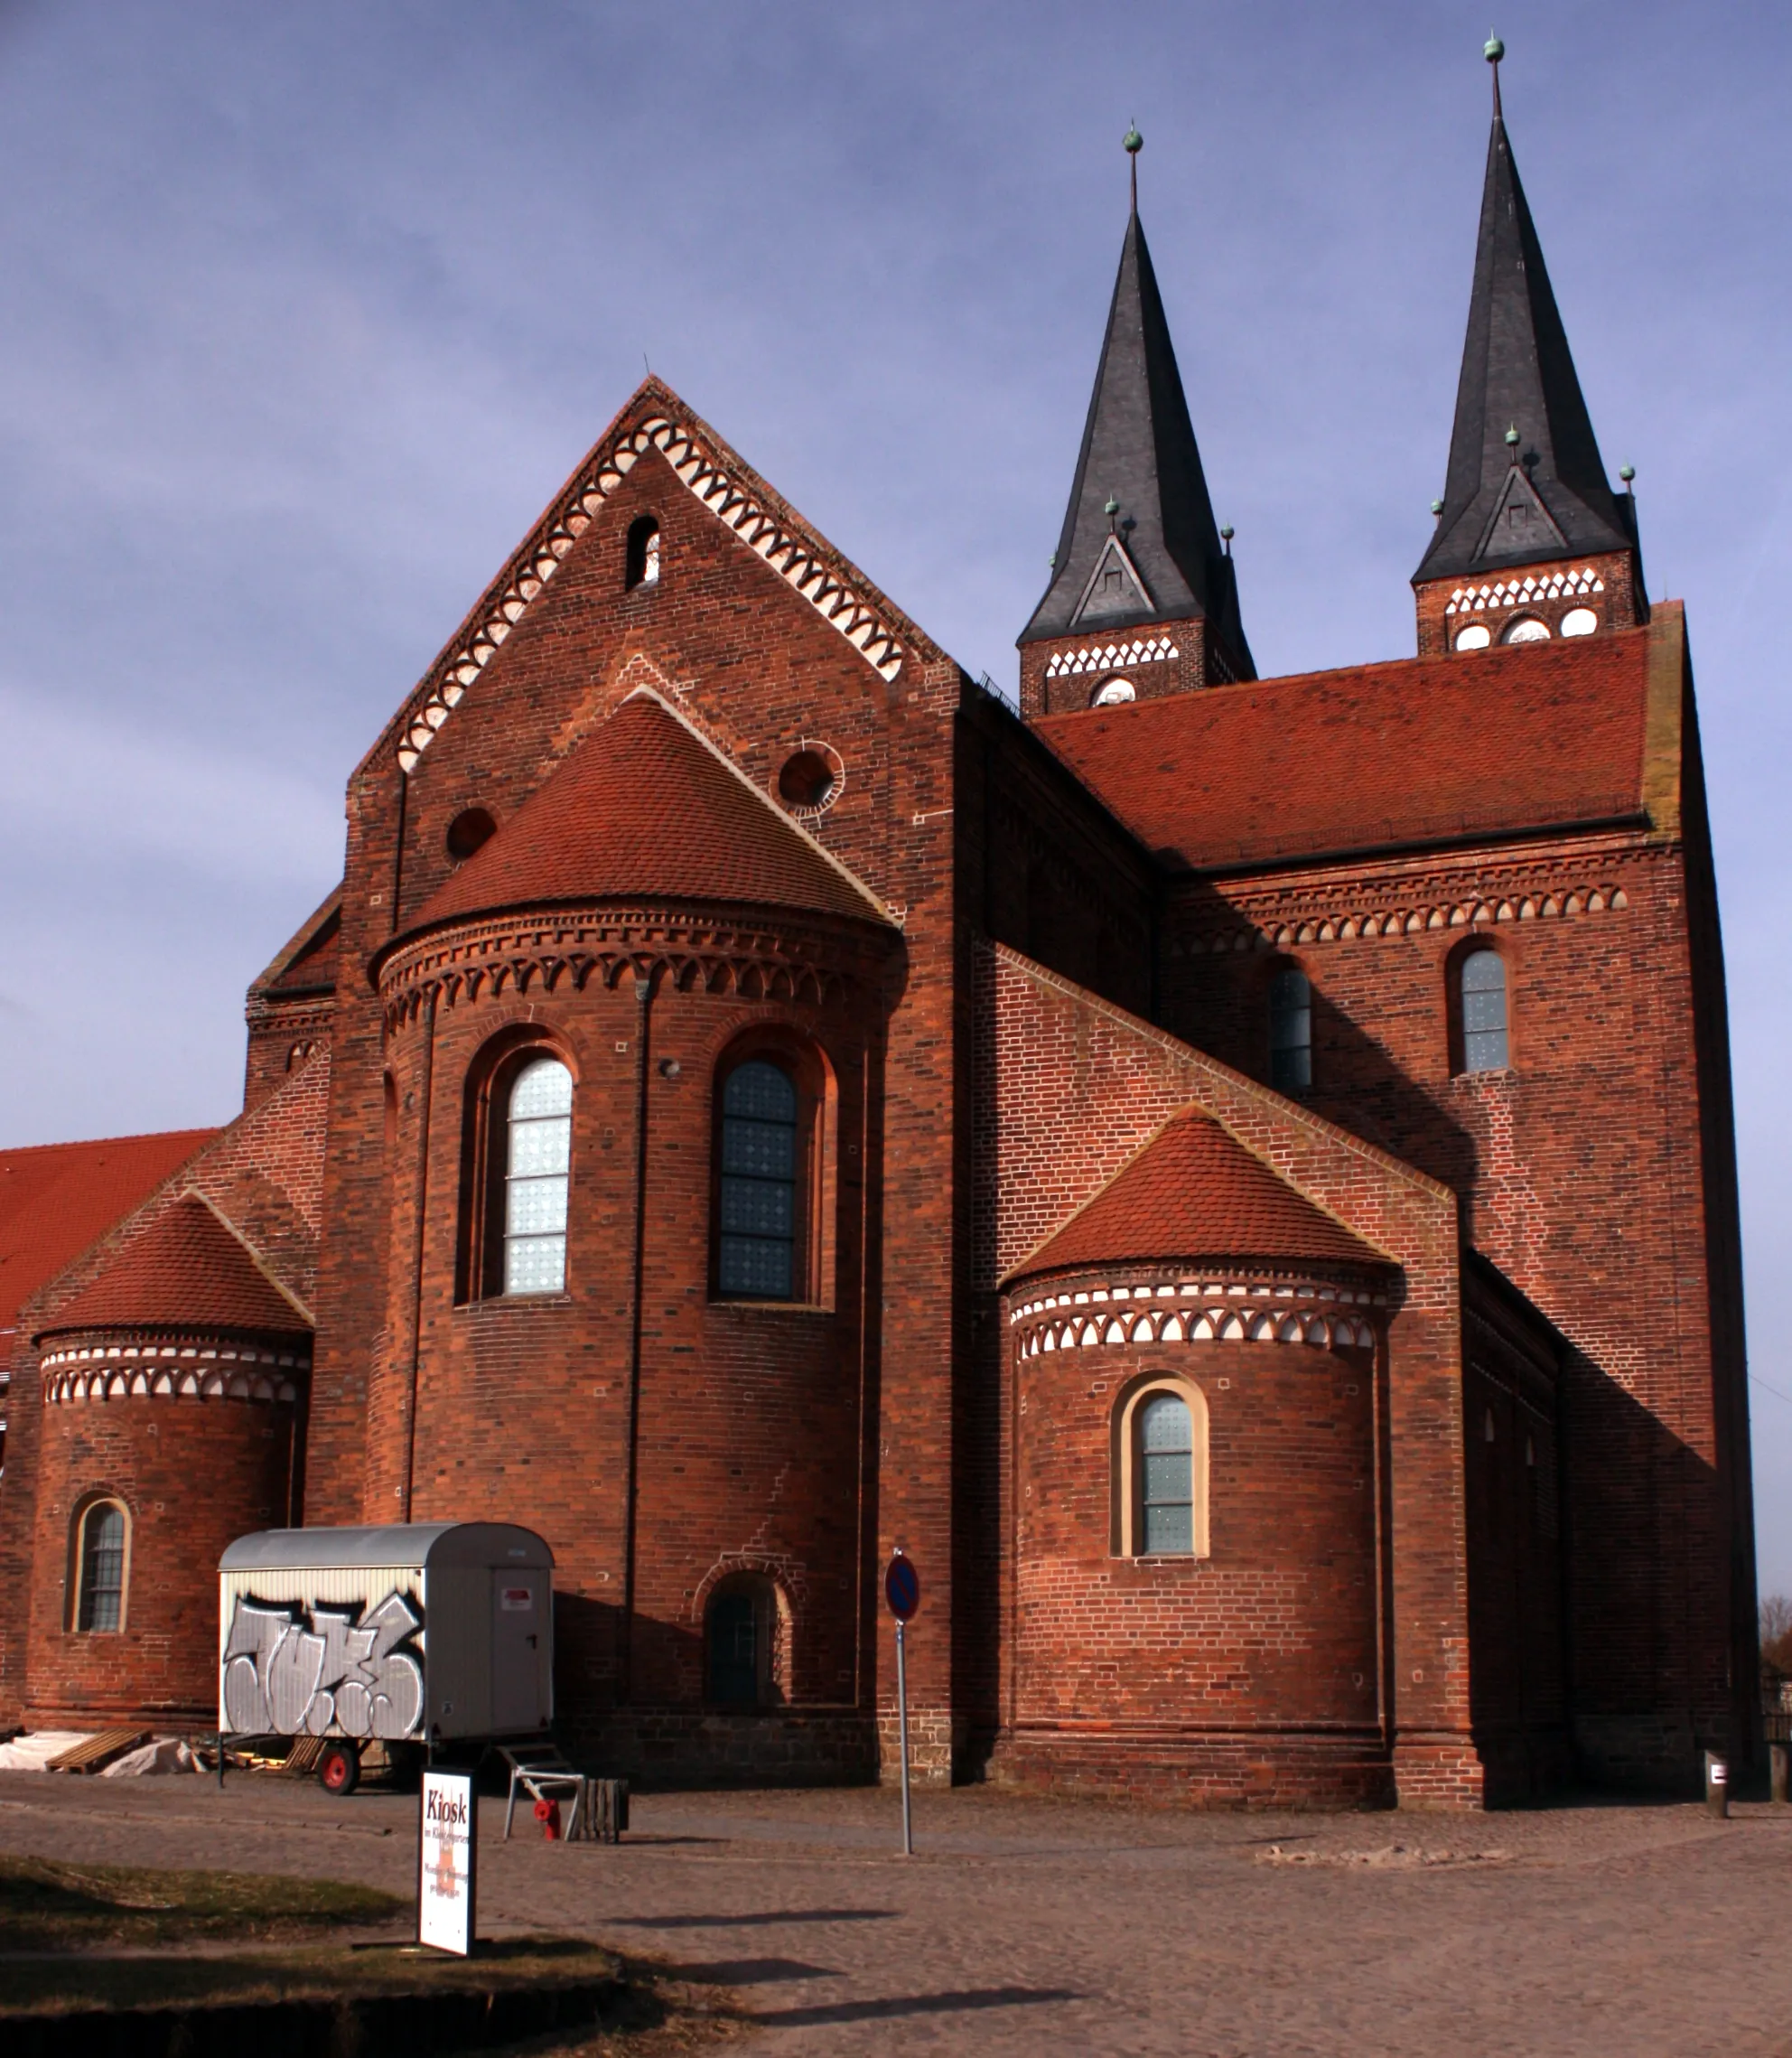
1009, 1277, 1386, 1357
1443, 568, 1602, 615
41, 1341, 307, 1406
1044, 636, 1181, 679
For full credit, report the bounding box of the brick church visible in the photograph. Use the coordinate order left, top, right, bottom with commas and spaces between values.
0, 64, 1756, 1807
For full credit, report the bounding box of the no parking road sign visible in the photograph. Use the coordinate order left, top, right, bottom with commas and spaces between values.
885, 1549, 919, 1854
884, 1549, 920, 1621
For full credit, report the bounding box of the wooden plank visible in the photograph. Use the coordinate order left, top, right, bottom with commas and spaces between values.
45, 1727, 150, 1774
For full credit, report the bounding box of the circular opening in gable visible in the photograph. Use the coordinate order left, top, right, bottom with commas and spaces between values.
778, 749, 837, 811
445, 808, 498, 862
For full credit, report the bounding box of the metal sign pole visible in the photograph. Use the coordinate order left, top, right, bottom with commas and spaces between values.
895, 1617, 913, 1857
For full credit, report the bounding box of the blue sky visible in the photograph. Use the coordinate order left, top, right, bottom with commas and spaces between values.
2, 1, 1787, 1586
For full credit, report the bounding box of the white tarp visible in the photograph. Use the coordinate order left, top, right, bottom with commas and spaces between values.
99, 1736, 201, 1777
0, 1731, 90, 1771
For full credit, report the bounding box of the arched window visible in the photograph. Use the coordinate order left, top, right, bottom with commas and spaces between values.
1139, 1393, 1195, 1554
1269, 968, 1311, 1092
1458, 949, 1510, 1072
705, 1577, 783, 1707
718, 1061, 800, 1298
502, 1056, 573, 1293
74, 1500, 127, 1632
1113, 1379, 1209, 1558
625, 515, 660, 589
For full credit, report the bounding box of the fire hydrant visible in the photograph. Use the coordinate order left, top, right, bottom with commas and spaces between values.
534, 1795, 562, 1840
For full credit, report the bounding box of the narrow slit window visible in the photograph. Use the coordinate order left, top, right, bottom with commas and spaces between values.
706, 1588, 761, 1706
1269, 968, 1312, 1092
504, 1057, 573, 1294
76, 1501, 126, 1632
718, 1060, 798, 1299
626, 515, 660, 589
1460, 949, 1510, 1072
1138, 1393, 1195, 1555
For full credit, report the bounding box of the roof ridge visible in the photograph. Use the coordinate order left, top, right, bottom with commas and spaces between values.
176, 1189, 317, 1329
0, 1125, 218, 1163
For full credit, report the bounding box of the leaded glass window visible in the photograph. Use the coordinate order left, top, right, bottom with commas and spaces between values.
1460, 949, 1510, 1072
718, 1060, 799, 1298
77, 1501, 126, 1632
1138, 1393, 1194, 1556
504, 1057, 573, 1295
1270, 968, 1312, 1093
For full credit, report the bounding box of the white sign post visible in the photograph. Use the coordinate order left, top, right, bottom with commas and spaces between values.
419, 1767, 477, 1955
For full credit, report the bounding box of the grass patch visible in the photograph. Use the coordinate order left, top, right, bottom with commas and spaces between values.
0, 1850, 406, 1953
0, 1933, 621, 2016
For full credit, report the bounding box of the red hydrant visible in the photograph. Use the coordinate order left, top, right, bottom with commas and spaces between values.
534, 1796, 561, 1840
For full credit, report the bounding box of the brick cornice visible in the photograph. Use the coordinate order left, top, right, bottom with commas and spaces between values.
375, 898, 900, 1031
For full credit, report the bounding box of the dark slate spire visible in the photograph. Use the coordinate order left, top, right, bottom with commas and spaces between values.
1020, 155, 1252, 677
1415, 57, 1633, 584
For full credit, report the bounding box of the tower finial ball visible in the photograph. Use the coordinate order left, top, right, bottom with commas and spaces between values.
1619, 464, 1636, 483
1124, 124, 1143, 154
1484, 33, 1505, 62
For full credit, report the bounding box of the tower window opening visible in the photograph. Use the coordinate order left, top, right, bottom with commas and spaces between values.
1458, 948, 1510, 1073
1502, 616, 1550, 643
1454, 622, 1491, 651
1092, 677, 1136, 706
74, 1500, 127, 1632
1269, 968, 1312, 1093
503, 1057, 574, 1294
626, 516, 660, 590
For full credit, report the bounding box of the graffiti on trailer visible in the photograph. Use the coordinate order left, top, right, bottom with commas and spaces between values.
222, 1589, 425, 1739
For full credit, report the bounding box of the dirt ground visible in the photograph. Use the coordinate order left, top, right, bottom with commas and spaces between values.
1, 1770, 1787, 2056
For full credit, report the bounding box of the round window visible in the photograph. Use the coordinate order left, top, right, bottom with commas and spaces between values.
778, 746, 840, 812
1560, 607, 1599, 638
445, 807, 497, 861
1503, 617, 1550, 644
1453, 622, 1491, 651
1092, 677, 1136, 706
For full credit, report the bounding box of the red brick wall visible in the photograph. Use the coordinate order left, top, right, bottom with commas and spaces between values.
1414, 547, 1642, 657
1148, 620, 1747, 1786
974, 941, 1480, 1805
306, 386, 969, 1779
0, 1056, 327, 1728
23, 1334, 302, 1726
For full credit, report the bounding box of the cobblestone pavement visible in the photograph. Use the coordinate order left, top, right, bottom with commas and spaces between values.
2, 1771, 1788, 2055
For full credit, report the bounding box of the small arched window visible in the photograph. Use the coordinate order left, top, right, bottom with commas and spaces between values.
75, 1500, 128, 1632
1139, 1393, 1195, 1555
1269, 968, 1312, 1093
502, 1057, 574, 1293
625, 515, 660, 589
1458, 949, 1510, 1072
717, 1060, 799, 1299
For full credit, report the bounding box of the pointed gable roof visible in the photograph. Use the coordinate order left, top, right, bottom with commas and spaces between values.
1415, 93, 1632, 584
37, 1193, 312, 1340
1010, 1106, 1382, 1281
408, 690, 891, 934
1021, 206, 1253, 676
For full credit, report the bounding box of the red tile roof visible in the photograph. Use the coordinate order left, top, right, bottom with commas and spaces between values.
1012, 1107, 1383, 1279
411, 691, 889, 932
1033, 629, 1653, 870
37, 1193, 310, 1340
268, 908, 340, 995
0, 1129, 217, 1338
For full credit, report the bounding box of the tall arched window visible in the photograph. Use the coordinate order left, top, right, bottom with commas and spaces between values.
74, 1500, 127, 1632
717, 1060, 799, 1298
503, 1056, 573, 1293
1113, 1378, 1209, 1558
1269, 968, 1312, 1092
1138, 1393, 1195, 1555
625, 515, 660, 589
1458, 949, 1510, 1072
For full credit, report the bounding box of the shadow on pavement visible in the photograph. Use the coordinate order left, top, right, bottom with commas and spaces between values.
609, 1909, 895, 1929
752, 1985, 1084, 2026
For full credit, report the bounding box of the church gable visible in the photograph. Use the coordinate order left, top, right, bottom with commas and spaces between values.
1070, 534, 1155, 629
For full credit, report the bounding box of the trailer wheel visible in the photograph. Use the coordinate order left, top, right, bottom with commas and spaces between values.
318, 1742, 360, 1796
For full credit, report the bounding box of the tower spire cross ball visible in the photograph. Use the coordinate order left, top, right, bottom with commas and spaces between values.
1124, 121, 1142, 212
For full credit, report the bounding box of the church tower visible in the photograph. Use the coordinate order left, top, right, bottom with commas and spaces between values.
1019, 129, 1253, 716
1414, 42, 1646, 655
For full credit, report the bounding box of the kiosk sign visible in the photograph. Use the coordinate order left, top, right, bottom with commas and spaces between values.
419, 1767, 477, 1955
